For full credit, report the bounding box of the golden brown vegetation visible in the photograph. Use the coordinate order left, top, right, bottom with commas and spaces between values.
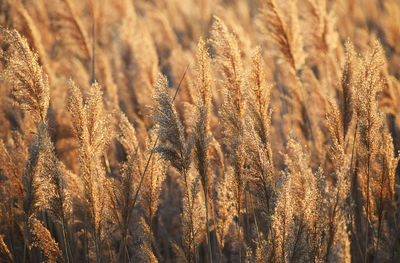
0, 0, 400, 262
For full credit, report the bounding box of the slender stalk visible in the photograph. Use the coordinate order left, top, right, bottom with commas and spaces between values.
7, 212, 16, 261
204, 189, 213, 263
375, 159, 387, 260
272, 226, 276, 263
23, 238, 27, 263
212, 204, 223, 263
95, 233, 101, 263
349, 121, 366, 260
237, 198, 241, 263
22, 215, 32, 263
64, 221, 74, 263
350, 121, 358, 176
364, 152, 370, 263
125, 242, 130, 263
173, 65, 197, 262
182, 166, 198, 263
84, 214, 89, 263
61, 220, 70, 263
249, 194, 261, 247
244, 188, 249, 242
375, 212, 383, 260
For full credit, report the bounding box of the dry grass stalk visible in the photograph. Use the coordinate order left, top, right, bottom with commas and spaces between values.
210, 16, 247, 262
260, 0, 305, 73
1, 27, 49, 124
353, 41, 385, 262
67, 80, 111, 262
339, 41, 356, 138
246, 47, 275, 217
140, 135, 166, 228
213, 168, 235, 261
260, 0, 314, 141
14, 0, 51, 77
193, 37, 213, 263
151, 74, 198, 262
326, 97, 352, 262
57, 0, 92, 60
37, 123, 72, 262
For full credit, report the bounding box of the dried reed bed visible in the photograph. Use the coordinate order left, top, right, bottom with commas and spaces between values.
1, 0, 400, 262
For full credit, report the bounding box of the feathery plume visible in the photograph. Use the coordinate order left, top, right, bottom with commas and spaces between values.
353, 41, 385, 263
22, 122, 49, 219
326, 97, 352, 262
246, 47, 275, 241
132, 217, 158, 263
29, 217, 62, 263
151, 73, 198, 262
260, 0, 305, 73
140, 133, 166, 226
67, 80, 112, 262
193, 37, 214, 263
211, 16, 247, 261
340, 41, 356, 138
1, 28, 49, 124
0, 139, 24, 199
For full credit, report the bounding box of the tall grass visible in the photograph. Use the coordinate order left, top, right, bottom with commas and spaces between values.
1, 0, 400, 262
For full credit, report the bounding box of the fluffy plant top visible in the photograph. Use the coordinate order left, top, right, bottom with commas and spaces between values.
152, 74, 191, 173
248, 46, 272, 147
1, 28, 49, 124
67, 80, 113, 263
210, 16, 245, 125
260, 0, 305, 73
196, 38, 212, 110
67, 80, 112, 160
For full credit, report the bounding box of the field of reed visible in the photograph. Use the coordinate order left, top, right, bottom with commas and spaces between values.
1, 0, 400, 262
